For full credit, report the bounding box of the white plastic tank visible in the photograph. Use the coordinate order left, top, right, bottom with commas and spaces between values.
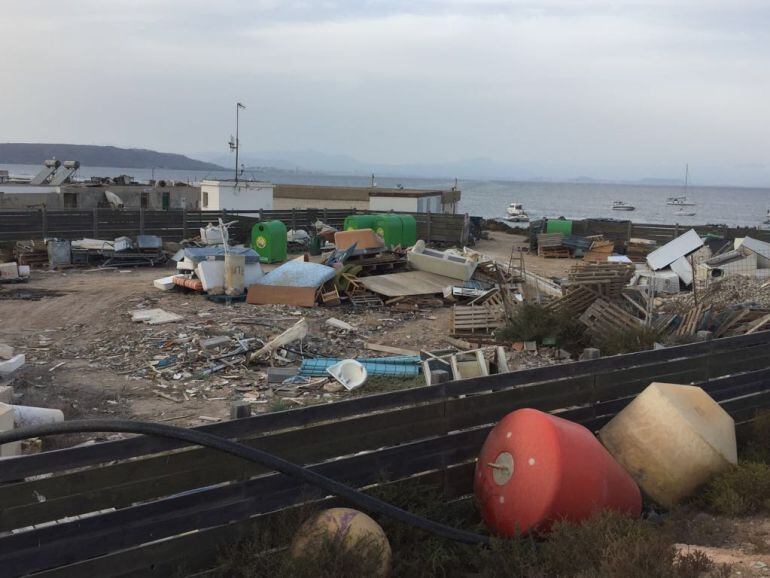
599, 382, 737, 508
224, 254, 245, 296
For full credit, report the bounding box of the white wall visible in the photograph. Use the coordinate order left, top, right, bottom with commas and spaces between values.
200, 180, 274, 212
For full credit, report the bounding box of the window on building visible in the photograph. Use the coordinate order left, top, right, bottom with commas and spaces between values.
162, 191, 170, 210
63, 192, 78, 208
141, 192, 149, 208
202, 192, 209, 208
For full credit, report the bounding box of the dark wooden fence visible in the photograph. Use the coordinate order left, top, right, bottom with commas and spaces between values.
0, 332, 769, 576
0, 208, 470, 246
571, 218, 770, 246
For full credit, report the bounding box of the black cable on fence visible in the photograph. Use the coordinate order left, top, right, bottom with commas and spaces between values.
0, 419, 490, 546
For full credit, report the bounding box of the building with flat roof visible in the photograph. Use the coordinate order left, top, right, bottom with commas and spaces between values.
272, 184, 460, 214
200, 180, 274, 212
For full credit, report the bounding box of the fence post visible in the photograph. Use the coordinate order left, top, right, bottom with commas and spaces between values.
626, 220, 632, 244
182, 207, 188, 239
93, 208, 98, 238
461, 213, 470, 246
674, 223, 680, 237
139, 207, 145, 235
426, 210, 432, 242
41, 207, 48, 238
291, 208, 297, 231
323, 208, 328, 224
259, 208, 263, 222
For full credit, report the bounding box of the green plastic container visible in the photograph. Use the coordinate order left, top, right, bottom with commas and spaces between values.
251, 220, 287, 263
343, 214, 379, 231
397, 215, 417, 247
546, 219, 573, 235
374, 214, 404, 248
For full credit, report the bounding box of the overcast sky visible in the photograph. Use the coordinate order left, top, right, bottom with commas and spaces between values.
2, 1, 769, 184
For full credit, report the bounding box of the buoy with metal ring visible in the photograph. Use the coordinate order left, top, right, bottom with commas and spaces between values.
474, 408, 642, 536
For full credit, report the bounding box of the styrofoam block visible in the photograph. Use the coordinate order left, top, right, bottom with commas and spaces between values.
176, 258, 196, 271
244, 263, 263, 286
18, 265, 30, 277
0, 354, 25, 376
0, 262, 19, 279
196, 260, 225, 294
153, 276, 177, 291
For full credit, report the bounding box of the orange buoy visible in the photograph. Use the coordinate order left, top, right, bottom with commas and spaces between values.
474, 408, 641, 536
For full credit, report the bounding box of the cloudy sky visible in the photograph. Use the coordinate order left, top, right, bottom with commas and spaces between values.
2, 1, 769, 184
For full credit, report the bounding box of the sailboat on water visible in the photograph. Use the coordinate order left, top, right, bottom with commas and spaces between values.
667, 164, 696, 209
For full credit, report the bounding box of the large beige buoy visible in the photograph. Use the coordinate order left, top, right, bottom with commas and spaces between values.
290, 508, 391, 576
599, 382, 737, 509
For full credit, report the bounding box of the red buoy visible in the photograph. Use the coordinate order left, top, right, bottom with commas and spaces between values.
474, 408, 641, 536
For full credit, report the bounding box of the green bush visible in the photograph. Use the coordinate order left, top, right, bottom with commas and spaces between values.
498, 303, 587, 352
742, 410, 770, 463
591, 325, 664, 355
703, 462, 770, 516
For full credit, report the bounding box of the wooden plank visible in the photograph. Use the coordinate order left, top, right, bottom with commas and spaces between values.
359, 270, 456, 297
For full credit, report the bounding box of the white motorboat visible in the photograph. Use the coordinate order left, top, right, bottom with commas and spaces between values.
673, 208, 696, 217
505, 202, 529, 222
667, 164, 696, 206
612, 201, 635, 211
759, 209, 770, 231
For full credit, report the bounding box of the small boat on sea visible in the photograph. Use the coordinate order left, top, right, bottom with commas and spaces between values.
612, 201, 635, 211
673, 208, 696, 217
759, 210, 770, 231
667, 164, 696, 206
506, 203, 529, 222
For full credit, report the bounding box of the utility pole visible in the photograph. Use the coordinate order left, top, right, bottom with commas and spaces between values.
230, 102, 246, 184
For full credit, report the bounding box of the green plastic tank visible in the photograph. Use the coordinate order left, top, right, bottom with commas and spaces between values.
251, 220, 287, 263
343, 214, 380, 231
397, 215, 417, 248
545, 219, 573, 235
374, 214, 404, 248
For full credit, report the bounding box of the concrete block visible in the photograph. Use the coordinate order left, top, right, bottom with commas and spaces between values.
580, 348, 601, 361
0, 262, 19, 280
267, 367, 299, 384
0, 403, 21, 457
196, 260, 225, 295
0, 354, 25, 375
18, 265, 30, 278
230, 401, 251, 420
696, 330, 713, 342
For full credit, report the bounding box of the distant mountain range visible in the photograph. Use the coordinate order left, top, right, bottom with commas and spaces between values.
0, 143, 225, 171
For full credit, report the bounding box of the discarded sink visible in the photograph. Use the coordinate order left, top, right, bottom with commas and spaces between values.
599, 382, 737, 509
326, 359, 368, 391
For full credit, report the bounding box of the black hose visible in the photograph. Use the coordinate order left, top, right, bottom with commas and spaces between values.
0, 419, 489, 546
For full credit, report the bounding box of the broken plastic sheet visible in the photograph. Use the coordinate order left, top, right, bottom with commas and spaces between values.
172, 247, 261, 264
299, 356, 421, 377
257, 260, 336, 288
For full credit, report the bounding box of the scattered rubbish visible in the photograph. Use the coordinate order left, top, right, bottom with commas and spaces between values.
249, 318, 308, 363
359, 270, 457, 298
325, 317, 355, 332
646, 229, 704, 271
599, 382, 737, 508
200, 336, 231, 350
364, 342, 420, 356
267, 367, 300, 384
450, 350, 489, 380
334, 228, 385, 252
131, 308, 183, 325
0, 343, 13, 360
196, 261, 226, 295
173, 276, 204, 291
475, 408, 641, 536
325, 359, 368, 390
0, 354, 25, 375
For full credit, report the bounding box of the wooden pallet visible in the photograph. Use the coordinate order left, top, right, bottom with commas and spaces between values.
349, 293, 384, 308
675, 304, 707, 337
579, 298, 641, 335
451, 304, 506, 335
539, 246, 570, 258
546, 286, 598, 316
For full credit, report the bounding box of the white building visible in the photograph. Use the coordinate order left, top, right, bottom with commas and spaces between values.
200, 180, 274, 212
368, 189, 444, 213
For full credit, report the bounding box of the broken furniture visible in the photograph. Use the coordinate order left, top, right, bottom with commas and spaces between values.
246, 261, 336, 307
407, 240, 478, 281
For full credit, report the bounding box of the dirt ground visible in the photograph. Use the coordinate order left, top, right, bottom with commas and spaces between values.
474, 230, 575, 279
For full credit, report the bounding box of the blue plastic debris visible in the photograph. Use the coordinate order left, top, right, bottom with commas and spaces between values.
299, 356, 421, 378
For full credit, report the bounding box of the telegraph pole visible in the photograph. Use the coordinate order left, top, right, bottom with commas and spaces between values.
231, 102, 246, 184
